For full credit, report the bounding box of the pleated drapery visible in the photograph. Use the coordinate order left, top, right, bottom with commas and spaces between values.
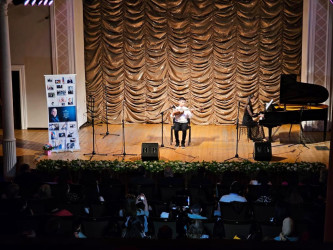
84, 0, 302, 124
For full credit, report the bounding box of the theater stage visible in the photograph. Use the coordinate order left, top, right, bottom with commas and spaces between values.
2, 124, 330, 168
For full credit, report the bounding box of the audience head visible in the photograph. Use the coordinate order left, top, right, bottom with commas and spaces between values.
5, 183, 20, 199
187, 220, 204, 239
19, 163, 31, 174
257, 170, 269, 185
230, 181, 242, 194
124, 194, 137, 217
164, 166, 174, 178
278, 217, 296, 241
190, 203, 202, 215
136, 166, 146, 177
282, 217, 294, 236
38, 184, 52, 199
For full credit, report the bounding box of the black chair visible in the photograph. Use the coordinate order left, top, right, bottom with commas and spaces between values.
90, 203, 108, 217
259, 222, 281, 239
81, 217, 110, 238
252, 203, 275, 223
100, 184, 125, 202
159, 184, 184, 203
219, 202, 252, 222
152, 218, 177, 239
44, 216, 75, 237
27, 199, 47, 215
170, 118, 191, 146
223, 220, 252, 239
202, 219, 216, 237
58, 203, 84, 216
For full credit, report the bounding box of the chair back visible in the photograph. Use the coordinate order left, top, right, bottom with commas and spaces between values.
202, 219, 216, 237
81, 217, 110, 238
223, 221, 252, 239
152, 218, 177, 239
252, 203, 275, 223
159, 185, 184, 203
259, 222, 281, 239
219, 202, 252, 222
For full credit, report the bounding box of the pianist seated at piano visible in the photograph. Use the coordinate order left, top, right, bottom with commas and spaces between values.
242, 94, 265, 142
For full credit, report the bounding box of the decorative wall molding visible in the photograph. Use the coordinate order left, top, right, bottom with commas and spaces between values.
50, 0, 75, 74
302, 0, 332, 131
49, 0, 87, 127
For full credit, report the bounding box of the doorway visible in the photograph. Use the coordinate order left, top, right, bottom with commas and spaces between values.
0, 65, 28, 129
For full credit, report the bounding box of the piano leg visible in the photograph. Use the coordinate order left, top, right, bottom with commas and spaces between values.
324, 118, 327, 141
268, 127, 272, 142
289, 124, 293, 137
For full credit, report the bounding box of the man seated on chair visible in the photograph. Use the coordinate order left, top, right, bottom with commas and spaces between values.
171, 97, 192, 148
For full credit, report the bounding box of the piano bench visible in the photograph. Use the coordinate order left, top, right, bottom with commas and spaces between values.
238, 125, 249, 141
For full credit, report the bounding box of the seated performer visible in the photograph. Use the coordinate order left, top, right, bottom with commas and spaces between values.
242, 94, 265, 141
171, 97, 192, 148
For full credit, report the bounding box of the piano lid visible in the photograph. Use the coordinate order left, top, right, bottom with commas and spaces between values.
280, 74, 329, 104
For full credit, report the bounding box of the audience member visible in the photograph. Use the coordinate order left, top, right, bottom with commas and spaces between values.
14, 163, 41, 199
188, 203, 207, 220
130, 166, 155, 186
73, 219, 87, 239
274, 217, 298, 242
159, 166, 184, 186
220, 181, 247, 203
186, 219, 209, 239
121, 194, 150, 238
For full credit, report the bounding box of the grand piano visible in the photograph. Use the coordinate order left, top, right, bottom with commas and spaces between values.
259, 74, 329, 142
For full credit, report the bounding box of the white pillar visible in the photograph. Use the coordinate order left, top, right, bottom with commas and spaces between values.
0, 0, 17, 178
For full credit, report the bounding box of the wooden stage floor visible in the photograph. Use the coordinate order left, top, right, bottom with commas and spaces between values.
1, 124, 330, 168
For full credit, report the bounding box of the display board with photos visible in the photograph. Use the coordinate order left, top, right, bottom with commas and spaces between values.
45, 74, 80, 152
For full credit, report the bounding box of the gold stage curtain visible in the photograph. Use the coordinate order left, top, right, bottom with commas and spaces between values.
84, 0, 302, 125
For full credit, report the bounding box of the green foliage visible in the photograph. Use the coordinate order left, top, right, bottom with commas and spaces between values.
36, 159, 326, 176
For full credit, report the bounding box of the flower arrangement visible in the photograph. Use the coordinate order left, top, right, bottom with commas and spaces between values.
36, 159, 326, 177
42, 144, 53, 151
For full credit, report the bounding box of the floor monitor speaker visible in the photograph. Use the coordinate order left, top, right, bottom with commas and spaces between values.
141, 143, 159, 161
254, 141, 272, 161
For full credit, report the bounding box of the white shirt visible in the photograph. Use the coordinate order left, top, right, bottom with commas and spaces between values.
171, 106, 192, 123
219, 193, 247, 203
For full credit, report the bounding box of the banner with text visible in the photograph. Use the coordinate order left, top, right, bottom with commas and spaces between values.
44, 74, 80, 152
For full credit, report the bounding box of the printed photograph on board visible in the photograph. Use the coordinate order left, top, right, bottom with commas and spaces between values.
47, 84, 54, 90
48, 106, 77, 123
58, 97, 66, 106
68, 86, 74, 94
67, 97, 74, 105
50, 131, 57, 140
49, 123, 59, 131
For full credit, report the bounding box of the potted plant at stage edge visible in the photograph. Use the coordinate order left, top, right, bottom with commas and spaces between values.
43, 143, 53, 156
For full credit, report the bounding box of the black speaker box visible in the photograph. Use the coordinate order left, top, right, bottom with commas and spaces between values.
141, 143, 159, 161
253, 141, 272, 161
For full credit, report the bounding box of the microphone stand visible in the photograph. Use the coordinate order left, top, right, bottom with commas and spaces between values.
159, 106, 175, 149
84, 96, 107, 160
100, 84, 119, 138
225, 101, 246, 161
113, 100, 137, 158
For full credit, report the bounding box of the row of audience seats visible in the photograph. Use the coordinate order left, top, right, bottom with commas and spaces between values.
0, 211, 310, 240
